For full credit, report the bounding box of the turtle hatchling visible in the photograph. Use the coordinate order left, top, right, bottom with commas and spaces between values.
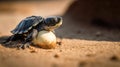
4, 16, 62, 49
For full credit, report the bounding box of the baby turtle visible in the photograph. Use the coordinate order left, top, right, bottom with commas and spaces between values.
4, 16, 62, 49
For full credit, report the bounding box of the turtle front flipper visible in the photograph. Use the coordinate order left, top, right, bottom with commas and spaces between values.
18, 29, 38, 49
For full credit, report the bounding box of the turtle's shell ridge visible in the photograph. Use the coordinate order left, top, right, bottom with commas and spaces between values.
11, 16, 44, 34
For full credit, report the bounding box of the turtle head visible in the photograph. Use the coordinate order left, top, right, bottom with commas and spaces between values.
44, 16, 62, 31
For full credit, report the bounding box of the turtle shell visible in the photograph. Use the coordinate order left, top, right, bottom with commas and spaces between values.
11, 16, 44, 34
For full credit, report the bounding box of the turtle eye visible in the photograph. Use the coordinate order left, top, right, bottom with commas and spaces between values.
45, 18, 56, 26
54, 16, 62, 24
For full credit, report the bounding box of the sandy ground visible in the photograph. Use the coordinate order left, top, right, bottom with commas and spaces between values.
0, 1, 120, 67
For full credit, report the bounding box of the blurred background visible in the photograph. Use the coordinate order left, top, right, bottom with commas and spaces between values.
0, 0, 120, 67
0, 0, 120, 41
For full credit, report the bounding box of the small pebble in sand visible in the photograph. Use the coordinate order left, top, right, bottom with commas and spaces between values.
54, 54, 59, 58
59, 50, 62, 52
30, 50, 37, 53
57, 41, 62, 45
110, 55, 119, 61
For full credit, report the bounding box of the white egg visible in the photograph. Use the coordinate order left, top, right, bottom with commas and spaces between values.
32, 30, 56, 49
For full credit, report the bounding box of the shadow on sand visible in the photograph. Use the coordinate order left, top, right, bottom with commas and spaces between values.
0, 36, 61, 49
54, 0, 120, 42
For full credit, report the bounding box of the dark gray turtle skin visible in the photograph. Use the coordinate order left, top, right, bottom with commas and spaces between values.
4, 16, 62, 49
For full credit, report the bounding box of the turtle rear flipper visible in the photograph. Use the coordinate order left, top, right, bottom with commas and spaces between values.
18, 29, 38, 49
3, 34, 25, 45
